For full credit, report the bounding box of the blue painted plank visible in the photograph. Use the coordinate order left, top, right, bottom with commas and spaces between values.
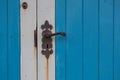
66, 0, 83, 80
7, 0, 20, 80
83, 0, 99, 80
0, 0, 8, 80
99, 0, 114, 80
114, 0, 120, 80
56, 0, 66, 80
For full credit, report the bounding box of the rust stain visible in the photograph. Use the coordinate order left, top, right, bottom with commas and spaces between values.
34, 47, 37, 80
34, 47, 36, 60
34, 28, 37, 80
34, 28, 37, 64
34, 29, 37, 73
34, 46, 39, 80
34, 27, 37, 62
46, 59, 49, 80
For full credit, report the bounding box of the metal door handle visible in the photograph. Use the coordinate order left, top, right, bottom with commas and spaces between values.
44, 32, 66, 38
41, 20, 66, 59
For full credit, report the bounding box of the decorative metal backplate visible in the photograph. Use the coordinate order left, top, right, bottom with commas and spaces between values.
41, 20, 53, 59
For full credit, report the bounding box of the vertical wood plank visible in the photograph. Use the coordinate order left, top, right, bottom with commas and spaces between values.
0, 0, 8, 79
99, 0, 114, 80
83, 0, 99, 80
20, 0, 37, 80
114, 0, 120, 80
7, 0, 20, 80
37, 0, 55, 80
56, 0, 66, 80
66, 0, 83, 80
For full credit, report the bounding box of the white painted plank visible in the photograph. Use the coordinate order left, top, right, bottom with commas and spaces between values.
20, 0, 37, 80
37, 0, 55, 80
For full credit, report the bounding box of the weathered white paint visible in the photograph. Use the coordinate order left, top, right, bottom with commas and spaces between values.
37, 0, 55, 80
21, 0, 55, 80
20, 0, 37, 80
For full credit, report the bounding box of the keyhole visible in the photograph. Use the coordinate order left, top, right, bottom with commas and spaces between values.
47, 44, 48, 48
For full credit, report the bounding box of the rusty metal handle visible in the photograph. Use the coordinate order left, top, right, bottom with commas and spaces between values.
51, 32, 66, 36
44, 32, 66, 38
41, 20, 66, 59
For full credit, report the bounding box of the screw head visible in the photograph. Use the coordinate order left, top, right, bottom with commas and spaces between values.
22, 2, 28, 9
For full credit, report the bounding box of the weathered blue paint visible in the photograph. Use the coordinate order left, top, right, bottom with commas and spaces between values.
114, 0, 120, 80
83, 0, 99, 80
99, 0, 114, 80
7, 0, 20, 80
0, 0, 20, 80
55, 0, 66, 80
66, 0, 83, 80
56, 0, 120, 80
0, 0, 8, 80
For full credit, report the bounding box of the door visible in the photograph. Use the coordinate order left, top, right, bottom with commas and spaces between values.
21, 0, 120, 80
1, 0, 120, 80
57, 0, 120, 80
